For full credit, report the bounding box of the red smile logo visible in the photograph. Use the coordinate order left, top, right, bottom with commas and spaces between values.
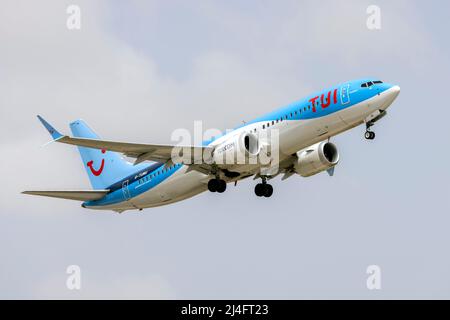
87, 149, 106, 176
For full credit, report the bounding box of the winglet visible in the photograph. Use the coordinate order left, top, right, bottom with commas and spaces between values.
37, 115, 63, 140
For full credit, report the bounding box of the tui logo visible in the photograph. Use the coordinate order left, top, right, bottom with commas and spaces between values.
87, 149, 106, 176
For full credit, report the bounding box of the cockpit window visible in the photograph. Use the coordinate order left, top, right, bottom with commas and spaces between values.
362, 80, 383, 88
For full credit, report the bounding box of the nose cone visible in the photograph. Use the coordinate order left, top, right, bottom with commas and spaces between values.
387, 85, 400, 103
390, 85, 401, 98
381, 84, 400, 110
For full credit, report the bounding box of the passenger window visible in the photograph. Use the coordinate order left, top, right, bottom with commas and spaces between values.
361, 83, 367, 88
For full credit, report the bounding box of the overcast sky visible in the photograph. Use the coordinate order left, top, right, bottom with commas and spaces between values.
1, 0, 450, 299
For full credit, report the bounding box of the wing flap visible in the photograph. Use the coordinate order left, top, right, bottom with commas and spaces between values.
22, 190, 109, 201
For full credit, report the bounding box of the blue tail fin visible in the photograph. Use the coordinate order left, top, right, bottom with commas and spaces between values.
70, 120, 146, 190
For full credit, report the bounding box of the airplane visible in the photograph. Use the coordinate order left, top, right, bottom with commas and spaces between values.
23, 78, 400, 213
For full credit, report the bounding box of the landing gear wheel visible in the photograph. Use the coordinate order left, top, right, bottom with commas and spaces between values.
255, 183, 273, 197
208, 179, 218, 192
208, 179, 226, 193
365, 131, 375, 140
216, 179, 227, 193
255, 183, 264, 197
264, 184, 273, 198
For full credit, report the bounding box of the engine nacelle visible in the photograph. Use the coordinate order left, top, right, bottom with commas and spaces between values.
294, 141, 339, 177
212, 132, 260, 168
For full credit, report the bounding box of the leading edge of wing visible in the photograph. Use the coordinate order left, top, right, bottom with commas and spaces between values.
22, 190, 109, 201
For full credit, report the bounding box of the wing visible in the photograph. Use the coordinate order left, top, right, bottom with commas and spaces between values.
22, 190, 109, 201
37, 115, 213, 165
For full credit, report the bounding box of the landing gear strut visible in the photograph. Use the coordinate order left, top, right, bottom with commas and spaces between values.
365, 122, 376, 140
254, 177, 273, 198
208, 178, 227, 193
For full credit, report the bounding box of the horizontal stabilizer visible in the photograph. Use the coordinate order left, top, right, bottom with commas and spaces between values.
22, 190, 109, 201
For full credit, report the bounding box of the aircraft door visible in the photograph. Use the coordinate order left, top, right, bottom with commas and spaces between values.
122, 180, 131, 201
340, 83, 351, 105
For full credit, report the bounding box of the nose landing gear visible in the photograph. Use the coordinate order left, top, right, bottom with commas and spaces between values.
365, 122, 376, 140
365, 130, 376, 140
364, 110, 387, 140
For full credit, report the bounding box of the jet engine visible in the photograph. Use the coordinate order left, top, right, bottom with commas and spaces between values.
294, 141, 339, 177
212, 132, 260, 168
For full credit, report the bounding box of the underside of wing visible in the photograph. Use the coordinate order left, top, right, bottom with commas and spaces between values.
22, 190, 109, 201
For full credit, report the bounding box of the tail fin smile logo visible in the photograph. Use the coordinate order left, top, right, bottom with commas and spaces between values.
87, 149, 106, 176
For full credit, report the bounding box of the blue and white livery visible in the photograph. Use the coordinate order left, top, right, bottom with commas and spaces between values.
24, 79, 400, 213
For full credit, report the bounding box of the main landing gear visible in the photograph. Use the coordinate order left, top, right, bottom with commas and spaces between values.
208, 178, 227, 193
254, 178, 273, 198
365, 122, 376, 140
